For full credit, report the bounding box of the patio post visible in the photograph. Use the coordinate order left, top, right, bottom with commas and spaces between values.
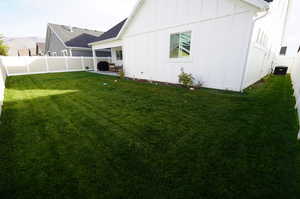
92, 47, 97, 71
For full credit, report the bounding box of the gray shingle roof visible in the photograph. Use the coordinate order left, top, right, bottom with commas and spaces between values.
93, 19, 127, 43
49, 23, 104, 48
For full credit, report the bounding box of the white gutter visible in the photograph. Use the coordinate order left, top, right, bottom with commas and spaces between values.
240, 9, 270, 92
89, 38, 119, 46
242, 0, 269, 10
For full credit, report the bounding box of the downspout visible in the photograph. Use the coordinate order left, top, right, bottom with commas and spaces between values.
240, 9, 269, 92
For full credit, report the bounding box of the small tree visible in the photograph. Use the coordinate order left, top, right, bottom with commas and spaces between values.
0, 35, 8, 56
178, 68, 194, 87
118, 69, 125, 79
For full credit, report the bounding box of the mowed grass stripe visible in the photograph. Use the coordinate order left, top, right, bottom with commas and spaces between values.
0, 72, 299, 199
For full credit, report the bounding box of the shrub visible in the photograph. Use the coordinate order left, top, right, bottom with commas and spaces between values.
119, 70, 125, 79
178, 68, 194, 87
0, 35, 8, 56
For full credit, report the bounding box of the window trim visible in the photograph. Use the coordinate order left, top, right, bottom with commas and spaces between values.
116, 50, 123, 61
279, 46, 287, 56
169, 31, 192, 61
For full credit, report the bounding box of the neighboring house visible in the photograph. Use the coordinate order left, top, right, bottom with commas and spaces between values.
45, 23, 111, 57
18, 48, 30, 56
90, 0, 289, 92
4, 37, 44, 56
18, 48, 36, 56
36, 42, 45, 56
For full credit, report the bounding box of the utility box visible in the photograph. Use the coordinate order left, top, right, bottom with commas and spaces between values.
274, 66, 288, 75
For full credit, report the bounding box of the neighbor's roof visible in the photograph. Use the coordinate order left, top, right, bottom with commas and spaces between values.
48, 23, 104, 48
89, 0, 272, 46
92, 19, 127, 43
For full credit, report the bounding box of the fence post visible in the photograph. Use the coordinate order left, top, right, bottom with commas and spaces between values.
81, 57, 84, 71
25, 57, 30, 73
2, 57, 9, 76
65, 56, 69, 71
45, 56, 49, 73
295, 90, 300, 109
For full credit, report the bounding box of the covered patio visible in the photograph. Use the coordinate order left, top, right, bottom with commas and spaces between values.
92, 40, 123, 73
89, 18, 127, 74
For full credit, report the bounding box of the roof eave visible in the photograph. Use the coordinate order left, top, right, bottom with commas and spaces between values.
89, 0, 144, 47
242, 0, 270, 10
89, 37, 119, 46
116, 0, 145, 39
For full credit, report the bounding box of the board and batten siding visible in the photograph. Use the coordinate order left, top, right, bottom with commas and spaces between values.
122, 0, 256, 91
243, 0, 290, 89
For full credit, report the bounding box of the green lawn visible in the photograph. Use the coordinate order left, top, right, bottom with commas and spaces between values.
0, 72, 299, 199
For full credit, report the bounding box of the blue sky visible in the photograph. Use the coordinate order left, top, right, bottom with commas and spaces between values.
0, 0, 138, 38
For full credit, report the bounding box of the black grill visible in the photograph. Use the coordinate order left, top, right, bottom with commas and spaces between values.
97, 61, 109, 71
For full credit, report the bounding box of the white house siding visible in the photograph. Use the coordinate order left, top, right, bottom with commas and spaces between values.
243, 0, 290, 88
122, 0, 256, 91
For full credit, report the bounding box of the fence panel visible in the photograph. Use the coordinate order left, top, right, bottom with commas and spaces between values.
28, 57, 48, 73
2, 56, 28, 75
68, 57, 83, 70
290, 55, 300, 138
83, 58, 94, 70
47, 57, 68, 72
0, 56, 101, 76
0, 57, 7, 115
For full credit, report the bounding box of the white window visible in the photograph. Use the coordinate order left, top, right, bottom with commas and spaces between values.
170, 31, 191, 58
61, 50, 68, 57
52, 52, 57, 56
116, 50, 123, 60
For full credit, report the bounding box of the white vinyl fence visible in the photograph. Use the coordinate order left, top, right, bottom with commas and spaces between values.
289, 55, 300, 139
0, 56, 110, 76
0, 58, 7, 115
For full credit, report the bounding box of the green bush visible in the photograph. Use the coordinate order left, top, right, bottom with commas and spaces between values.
178, 68, 194, 87
119, 70, 125, 79
0, 35, 8, 56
